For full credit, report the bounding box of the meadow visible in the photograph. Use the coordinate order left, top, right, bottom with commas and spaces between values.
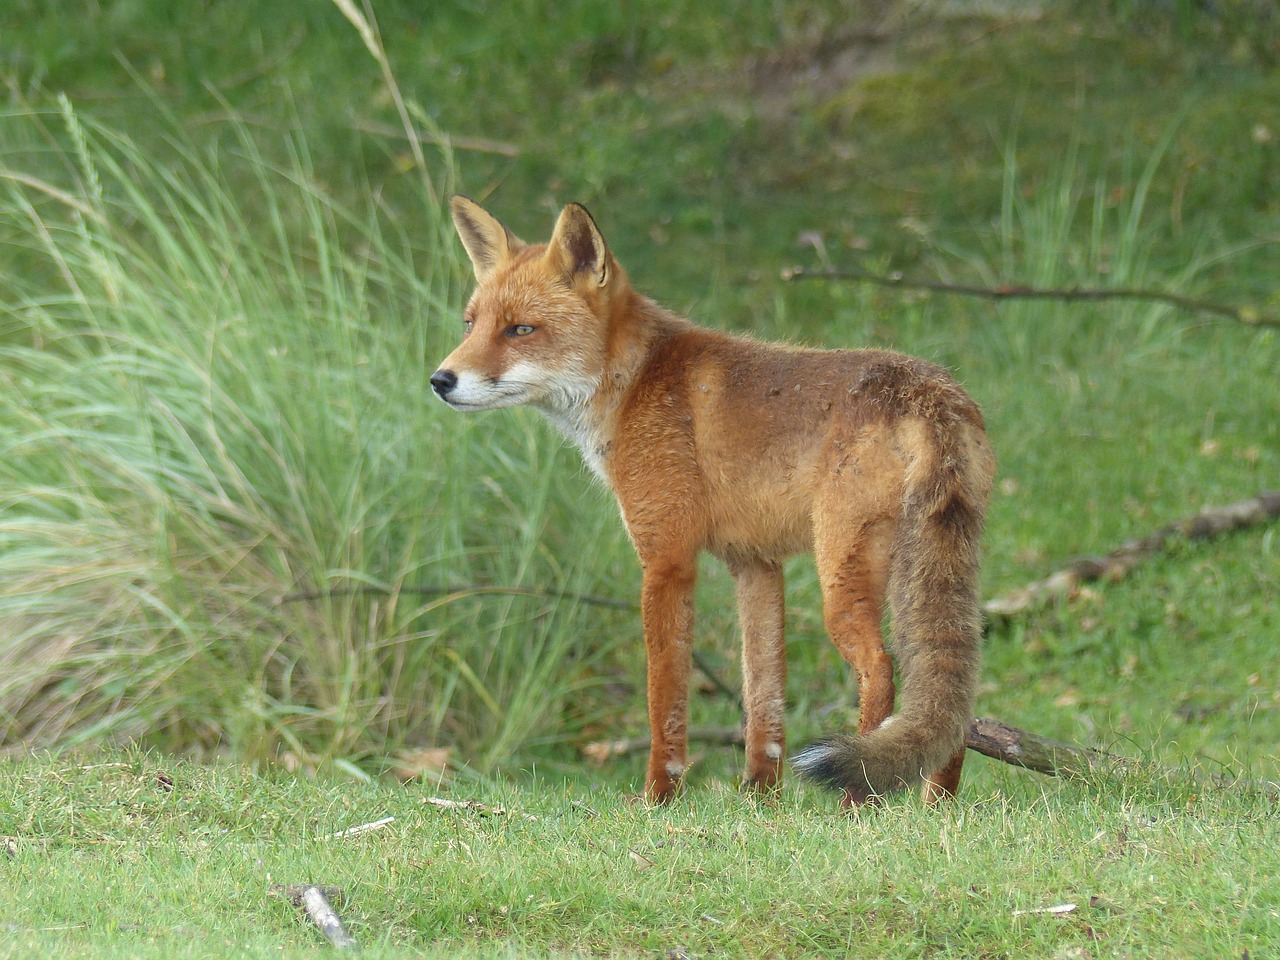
0, 1, 1277, 955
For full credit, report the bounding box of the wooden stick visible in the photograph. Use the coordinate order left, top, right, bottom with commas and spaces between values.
270, 884, 356, 949
348, 117, 521, 157
963, 717, 1127, 779
582, 719, 1279, 799
277, 583, 635, 610
581, 719, 1121, 778
281, 490, 1279, 626
582, 725, 745, 765
782, 265, 1280, 328
984, 490, 1280, 620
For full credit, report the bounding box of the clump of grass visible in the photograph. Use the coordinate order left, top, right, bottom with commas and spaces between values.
0, 102, 625, 773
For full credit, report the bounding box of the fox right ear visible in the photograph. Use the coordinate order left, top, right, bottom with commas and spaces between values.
450, 195, 524, 282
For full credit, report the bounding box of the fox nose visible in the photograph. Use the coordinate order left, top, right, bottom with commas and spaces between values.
430, 369, 458, 398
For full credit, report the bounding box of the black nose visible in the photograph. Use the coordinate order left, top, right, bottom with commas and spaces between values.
430, 369, 458, 397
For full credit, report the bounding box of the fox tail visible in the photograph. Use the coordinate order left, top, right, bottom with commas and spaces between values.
794, 407, 993, 801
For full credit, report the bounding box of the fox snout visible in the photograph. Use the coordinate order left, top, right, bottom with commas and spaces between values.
430, 368, 458, 400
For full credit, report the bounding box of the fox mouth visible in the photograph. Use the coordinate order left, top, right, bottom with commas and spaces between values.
433, 379, 533, 411
440, 395, 520, 411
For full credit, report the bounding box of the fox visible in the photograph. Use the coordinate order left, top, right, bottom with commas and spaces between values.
431, 196, 996, 806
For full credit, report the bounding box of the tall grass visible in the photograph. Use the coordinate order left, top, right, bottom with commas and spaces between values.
0, 103, 626, 774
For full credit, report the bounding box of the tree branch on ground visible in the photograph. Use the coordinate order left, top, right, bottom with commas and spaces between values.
582, 719, 1279, 799
983, 490, 1280, 621
582, 726, 747, 766
277, 583, 635, 610
583, 720, 1110, 774
782, 265, 1280, 328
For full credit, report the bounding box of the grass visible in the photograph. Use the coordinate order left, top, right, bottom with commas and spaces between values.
0, 101, 627, 774
0, 0, 1277, 954
2, 750, 1277, 958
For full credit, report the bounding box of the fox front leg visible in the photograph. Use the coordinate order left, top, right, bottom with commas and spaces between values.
730, 557, 787, 791
639, 556, 697, 803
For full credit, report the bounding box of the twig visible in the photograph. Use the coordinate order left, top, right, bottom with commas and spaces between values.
348, 117, 520, 157
963, 717, 1127, 780
277, 583, 635, 610
582, 726, 744, 765
782, 265, 1280, 328
691, 651, 742, 705
582, 718, 1280, 798
965, 718, 1279, 798
220, 27, 307, 89
270, 884, 356, 949
323, 816, 394, 840
278, 585, 735, 703
329, 0, 432, 194
984, 490, 1280, 620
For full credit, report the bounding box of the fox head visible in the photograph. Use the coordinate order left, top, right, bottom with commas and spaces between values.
431, 196, 626, 415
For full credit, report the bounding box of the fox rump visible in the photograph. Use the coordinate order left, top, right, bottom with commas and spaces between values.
432, 196, 995, 805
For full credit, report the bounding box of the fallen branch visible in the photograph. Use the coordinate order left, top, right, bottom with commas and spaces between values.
580, 719, 1120, 778
582, 725, 745, 765
277, 584, 737, 704
348, 116, 520, 157
282, 490, 1280, 620
276, 583, 634, 610
963, 717, 1127, 780
323, 816, 395, 840
582, 719, 1278, 800
965, 718, 1279, 799
781, 265, 1280, 328
984, 490, 1280, 620
270, 884, 356, 949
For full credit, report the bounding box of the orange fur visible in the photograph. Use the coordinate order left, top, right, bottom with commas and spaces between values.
433, 197, 996, 805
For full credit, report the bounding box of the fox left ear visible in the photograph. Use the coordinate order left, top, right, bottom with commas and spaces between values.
548, 203, 610, 287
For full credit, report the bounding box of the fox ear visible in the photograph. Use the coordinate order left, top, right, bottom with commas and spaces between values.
547, 203, 610, 287
450, 195, 524, 282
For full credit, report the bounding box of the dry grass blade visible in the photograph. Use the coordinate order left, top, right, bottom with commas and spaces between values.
327, 0, 430, 188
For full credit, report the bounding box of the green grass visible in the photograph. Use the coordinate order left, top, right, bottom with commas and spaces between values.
0, 0, 1278, 954
2, 750, 1277, 958
0, 101, 628, 774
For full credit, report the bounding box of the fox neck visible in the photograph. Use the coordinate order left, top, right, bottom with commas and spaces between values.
533, 290, 679, 483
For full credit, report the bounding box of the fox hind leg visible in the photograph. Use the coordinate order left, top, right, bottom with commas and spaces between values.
816, 521, 895, 737
813, 517, 896, 805
921, 746, 966, 804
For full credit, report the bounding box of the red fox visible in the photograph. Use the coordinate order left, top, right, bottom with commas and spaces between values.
432, 197, 996, 806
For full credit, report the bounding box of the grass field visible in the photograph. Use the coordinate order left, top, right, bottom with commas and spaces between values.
0, 0, 1277, 955
4, 749, 1278, 958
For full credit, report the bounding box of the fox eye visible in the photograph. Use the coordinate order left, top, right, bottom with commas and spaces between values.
507, 324, 536, 337
463, 319, 474, 337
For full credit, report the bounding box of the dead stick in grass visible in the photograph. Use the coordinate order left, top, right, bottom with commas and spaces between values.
983, 490, 1280, 621
278, 587, 738, 703
782, 265, 1280, 328
348, 117, 520, 157
581, 720, 1114, 777
281, 491, 1279, 623
583, 720, 1279, 798
270, 885, 356, 950
277, 583, 634, 610
582, 725, 746, 765
962, 717, 1127, 779
960, 718, 1276, 797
